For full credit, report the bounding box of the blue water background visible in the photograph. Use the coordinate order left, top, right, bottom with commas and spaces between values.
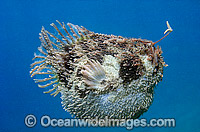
0, 0, 200, 131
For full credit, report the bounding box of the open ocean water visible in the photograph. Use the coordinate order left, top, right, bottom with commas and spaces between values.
0, 0, 200, 132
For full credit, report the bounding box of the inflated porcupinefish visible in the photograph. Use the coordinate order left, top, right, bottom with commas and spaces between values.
30, 20, 172, 119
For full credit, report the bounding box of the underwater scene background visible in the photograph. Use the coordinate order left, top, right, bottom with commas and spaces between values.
0, 0, 200, 132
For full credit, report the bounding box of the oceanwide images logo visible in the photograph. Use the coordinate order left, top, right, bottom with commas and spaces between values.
25, 114, 175, 129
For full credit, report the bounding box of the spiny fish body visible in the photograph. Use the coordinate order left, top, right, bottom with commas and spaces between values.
30, 21, 172, 119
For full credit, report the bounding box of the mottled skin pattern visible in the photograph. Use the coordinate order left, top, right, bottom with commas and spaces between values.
30, 21, 169, 119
